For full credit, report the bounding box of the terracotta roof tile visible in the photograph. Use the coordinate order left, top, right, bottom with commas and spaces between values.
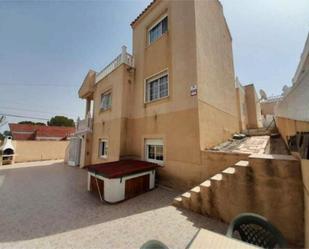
9, 123, 75, 140
130, 0, 157, 27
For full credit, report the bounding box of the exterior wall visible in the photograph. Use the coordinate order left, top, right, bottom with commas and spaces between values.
128, 0, 201, 190
275, 117, 309, 247
247, 154, 304, 246
261, 101, 278, 116
260, 101, 279, 127
83, 0, 241, 190
275, 34, 309, 246
12, 140, 69, 163
236, 85, 248, 131
79, 132, 92, 167
90, 64, 132, 164
194, 0, 239, 148
302, 159, 309, 248
201, 150, 250, 179
244, 84, 263, 129
131, 0, 198, 119
126, 109, 201, 190
276, 72, 309, 123
275, 116, 309, 144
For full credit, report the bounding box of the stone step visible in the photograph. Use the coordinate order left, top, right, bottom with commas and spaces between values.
173, 196, 183, 208
181, 192, 191, 209
233, 160, 253, 181
234, 160, 249, 168
211, 173, 223, 181
222, 167, 236, 174
189, 186, 201, 213
173, 160, 253, 224
200, 180, 212, 216
222, 167, 236, 180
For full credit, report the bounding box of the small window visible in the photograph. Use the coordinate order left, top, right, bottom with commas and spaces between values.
148, 16, 168, 44
101, 91, 112, 111
146, 73, 168, 102
99, 139, 108, 158
145, 139, 164, 164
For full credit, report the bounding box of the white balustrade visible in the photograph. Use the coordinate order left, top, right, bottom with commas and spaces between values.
76, 112, 92, 134
95, 46, 134, 83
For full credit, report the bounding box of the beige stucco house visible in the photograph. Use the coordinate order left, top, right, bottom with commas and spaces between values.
77, 0, 243, 189
235, 78, 263, 131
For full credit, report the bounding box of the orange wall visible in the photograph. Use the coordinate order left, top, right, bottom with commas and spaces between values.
84, 0, 242, 189
12, 140, 69, 163
194, 0, 239, 148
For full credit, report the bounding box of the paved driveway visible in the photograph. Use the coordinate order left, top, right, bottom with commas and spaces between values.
0, 161, 226, 249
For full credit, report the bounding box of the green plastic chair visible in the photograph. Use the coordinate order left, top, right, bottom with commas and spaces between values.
226, 213, 287, 248
140, 240, 169, 249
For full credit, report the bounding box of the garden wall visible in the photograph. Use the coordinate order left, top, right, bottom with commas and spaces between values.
12, 140, 69, 163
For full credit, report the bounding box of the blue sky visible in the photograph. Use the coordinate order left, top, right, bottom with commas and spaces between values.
0, 0, 308, 132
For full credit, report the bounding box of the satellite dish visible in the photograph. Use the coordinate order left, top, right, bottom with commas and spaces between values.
259, 89, 267, 100
282, 85, 290, 95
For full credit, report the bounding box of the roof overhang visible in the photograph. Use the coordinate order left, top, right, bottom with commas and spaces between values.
130, 0, 158, 28
78, 70, 96, 99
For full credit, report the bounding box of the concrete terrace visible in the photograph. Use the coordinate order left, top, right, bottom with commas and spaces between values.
0, 161, 227, 249
211, 136, 270, 154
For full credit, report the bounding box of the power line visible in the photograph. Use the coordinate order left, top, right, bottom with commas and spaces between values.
0, 113, 49, 121
0, 121, 8, 128
0, 83, 78, 88
0, 106, 70, 116
0, 98, 74, 112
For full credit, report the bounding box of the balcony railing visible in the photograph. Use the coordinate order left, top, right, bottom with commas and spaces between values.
76, 113, 92, 134
95, 46, 134, 83
261, 95, 283, 103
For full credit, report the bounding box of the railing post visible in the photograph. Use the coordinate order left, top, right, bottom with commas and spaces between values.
121, 45, 127, 63
77, 117, 80, 130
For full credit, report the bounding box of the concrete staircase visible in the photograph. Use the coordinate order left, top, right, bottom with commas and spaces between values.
173, 155, 304, 247
173, 160, 253, 222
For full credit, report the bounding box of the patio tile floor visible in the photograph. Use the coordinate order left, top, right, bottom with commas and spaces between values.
0, 161, 227, 249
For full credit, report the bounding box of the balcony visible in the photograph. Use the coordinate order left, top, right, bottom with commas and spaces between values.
95, 46, 134, 83
76, 113, 93, 134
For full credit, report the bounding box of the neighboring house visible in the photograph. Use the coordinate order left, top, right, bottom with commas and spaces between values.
260, 95, 282, 127
235, 78, 263, 131
276, 33, 309, 125
77, 0, 241, 189
9, 124, 75, 141
275, 32, 309, 248
275, 32, 309, 146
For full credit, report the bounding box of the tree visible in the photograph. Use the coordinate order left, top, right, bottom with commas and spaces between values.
47, 116, 75, 127
18, 121, 35, 125
0, 131, 12, 141
3, 130, 11, 137
35, 122, 46, 126
18, 121, 46, 125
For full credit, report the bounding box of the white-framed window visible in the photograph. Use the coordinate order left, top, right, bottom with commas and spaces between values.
148, 15, 168, 44
99, 139, 108, 158
145, 72, 168, 102
100, 91, 112, 111
145, 139, 164, 165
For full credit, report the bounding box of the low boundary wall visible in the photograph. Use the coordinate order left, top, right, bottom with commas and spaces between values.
12, 140, 69, 163
201, 150, 250, 179
275, 116, 309, 247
